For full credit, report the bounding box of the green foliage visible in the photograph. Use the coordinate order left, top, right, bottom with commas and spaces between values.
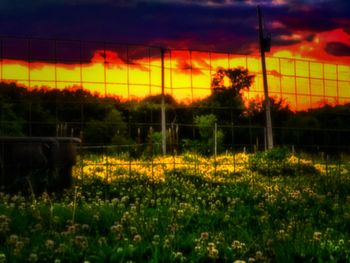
250, 148, 320, 177
145, 131, 162, 156
84, 109, 128, 145
194, 114, 216, 139
183, 114, 224, 155
0, 98, 24, 136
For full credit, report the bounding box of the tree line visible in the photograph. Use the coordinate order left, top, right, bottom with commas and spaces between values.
0, 67, 349, 155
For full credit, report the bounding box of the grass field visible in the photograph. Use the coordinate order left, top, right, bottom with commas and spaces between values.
1, 151, 350, 262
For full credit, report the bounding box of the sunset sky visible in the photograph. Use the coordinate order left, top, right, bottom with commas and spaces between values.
0, 0, 350, 110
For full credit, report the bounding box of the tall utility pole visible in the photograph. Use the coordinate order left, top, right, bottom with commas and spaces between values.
161, 48, 166, 155
257, 5, 274, 150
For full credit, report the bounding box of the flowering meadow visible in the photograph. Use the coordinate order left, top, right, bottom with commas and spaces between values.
1, 151, 350, 262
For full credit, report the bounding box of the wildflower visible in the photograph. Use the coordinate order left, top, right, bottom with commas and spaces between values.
177, 209, 184, 217
255, 251, 263, 260
173, 251, 185, 261
98, 237, 107, 246
8, 234, 18, 245
163, 238, 171, 249
13, 240, 24, 255
313, 232, 322, 242
56, 243, 66, 254
15, 240, 24, 250
234, 260, 246, 263
110, 224, 122, 234
130, 226, 137, 235
223, 214, 230, 222
208, 247, 219, 259
67, 225, 77, 234
0, 215, 10, 233
122, 212, 130, 222
82, 224, 90, 231
200, 232, 209, 240
45, 239, 55, 250
195, 245, 201, 253
248, 258, 256, 262
28, 253, 38, 262
232, 240, 242, 250
74, 235, 88, 251
133, 234, 142, 243
277, 229, 287, 241
54, 259, 61, 263
152, 234, 160, 246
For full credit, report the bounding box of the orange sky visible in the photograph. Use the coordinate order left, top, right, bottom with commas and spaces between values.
1, 36, 350, 111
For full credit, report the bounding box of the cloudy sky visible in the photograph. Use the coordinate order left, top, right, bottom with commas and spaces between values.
0, 0, 350, 62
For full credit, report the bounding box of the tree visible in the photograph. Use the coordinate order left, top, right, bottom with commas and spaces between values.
199, 67, 255, 122
84, 109, 128, 145
211, 67, 254, 97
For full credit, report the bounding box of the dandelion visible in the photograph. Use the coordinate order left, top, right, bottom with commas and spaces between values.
45, 239, 55, 250
28, 253, 38, 262
8, 234, 18, 245
172, 251, 185, 261
0, 215, 10, 234
110, 224, 123, 234
67, 224, 77, 234
163, 238, 171, 249
56, 243, 66, 254
98, 237, 107, 246
232, 240, 242, 250
208, 247, 219, 259
200, 232, 209, 240
277, 229, 286, 241
152, 234, 160, 246
129, 226, 137, 235
74, 235, 88, 251
313, 232, 322, 242
255, 251, 263, 260
13, 240, 24, 255
82, 224, 90, 231
133, 234, 142, 243
195, 245, 201, 253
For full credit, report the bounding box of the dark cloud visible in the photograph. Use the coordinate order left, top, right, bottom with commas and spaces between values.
325, 42, 350, 57
0, 1, 259, 53
0, 0, 349, 57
